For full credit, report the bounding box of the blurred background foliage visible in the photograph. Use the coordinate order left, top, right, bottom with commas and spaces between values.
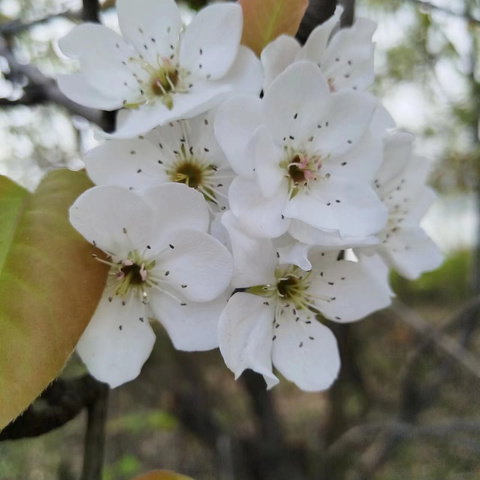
1, 0, 480, 479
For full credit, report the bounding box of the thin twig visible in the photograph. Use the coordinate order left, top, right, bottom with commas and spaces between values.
296, 0, 338, 45
82, 0, 100, 23
0, 38, 105, 127
81, 383, 109, 480
328, 419, 480, 458
339, 0, 355, 27
390, 299, 480, 380
0, 11, 81, 36
349, 296, 480, 480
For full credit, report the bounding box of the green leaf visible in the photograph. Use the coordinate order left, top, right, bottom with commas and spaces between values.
239, 0, 309, 56
132, 471, 195, 480
0, 170, 109, 430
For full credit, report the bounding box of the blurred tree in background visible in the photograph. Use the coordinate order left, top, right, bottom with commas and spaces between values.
1, 1, 480, 480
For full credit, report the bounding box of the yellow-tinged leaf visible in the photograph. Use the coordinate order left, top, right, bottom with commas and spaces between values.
239, 0, 309, 56
0, 170, 109, 430
132, 471, 195, 480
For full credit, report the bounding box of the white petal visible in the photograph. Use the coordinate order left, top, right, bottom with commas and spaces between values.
214, 94, 263, 177
272, 309, 340, 391
229, 177, 290, 239
379, 226, 443, 280
222, 211, 277, 287
140, 183, 210, 242
144, 120, 184, 159
69, 185, 153, 257
218, 45, 263, 95
275, 240, 312, 271
324, 18, 376, 91
76, 292, 156, 388
57, 73, 122, 110
111, 81, 232, 138
370, 103, 396, 137
284, 179, 388, 237
185, 110, 225, 162
309, 250, 393, 322
180, 3, 242, 80
58, 24, 135, 100
296, 7, 341, 63
219, 293, 279, 388
210, 211, 231, 249
384, 161, 431, 214
117, 0, 181, 63
289, 220, 379, 248
264, 62, 331, 144
85, 138, 168, 189
156, 229, 233, 302
312, 90, 377, 157
327, 130, 383, 184
252, 126, 285, 198
151, 292, 230, 351
406, 187, 436, 224
375, 131, 414, 189
261, 35, 300, 90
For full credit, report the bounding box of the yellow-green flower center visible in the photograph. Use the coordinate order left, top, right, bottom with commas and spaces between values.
151, 67, 179, 97
172, 160, 205, 190
167, 145, 220, 204
248, 266, 313, 310
99, 251, 157, 298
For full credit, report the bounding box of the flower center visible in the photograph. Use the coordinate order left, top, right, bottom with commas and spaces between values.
275, 267, 311, 308
151, 66, 179, 98
282, 150, 323, 198
115, 256, 153, 297
172, 160, 204, 189
125, 55, 189, 110
288, 154, 313, 184
119, 262, 146, 286
247, 265, 314, 311
167, 146, 222, 205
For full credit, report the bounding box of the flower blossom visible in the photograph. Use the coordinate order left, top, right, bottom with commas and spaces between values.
364, 131, 443, 279
215, 61, 387, 241
57, 0, 262, 138
261, 7, 375, 92
84, 110, 234, 213
69, 183, 233, 387
218, 212, 393, 391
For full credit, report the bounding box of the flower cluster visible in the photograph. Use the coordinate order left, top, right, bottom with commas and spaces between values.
60, 0, 443, 390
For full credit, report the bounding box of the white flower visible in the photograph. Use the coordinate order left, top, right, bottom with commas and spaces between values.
215, 61, 387, 240
218, 212, 393, 391
366, 131, 443, 280
261, 7, 375, 92
69, 183, 233, 387
85, 110, 234, 213
57, 0, 262, 138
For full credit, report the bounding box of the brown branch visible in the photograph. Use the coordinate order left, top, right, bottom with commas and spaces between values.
241, 370, 284, 447
0, 11, 81, 36
0, 375, 107, 441
0, 38, 106, 127
82, 0, 100, 23
296, 0, 338, 45
338, 0, 355, 27
81, 383, 109, 480
347, 297, 480, 480
240, 371, 307, 480
391, 300, 480, 380
327, 419, 480, 459
0, 0, 116, 36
